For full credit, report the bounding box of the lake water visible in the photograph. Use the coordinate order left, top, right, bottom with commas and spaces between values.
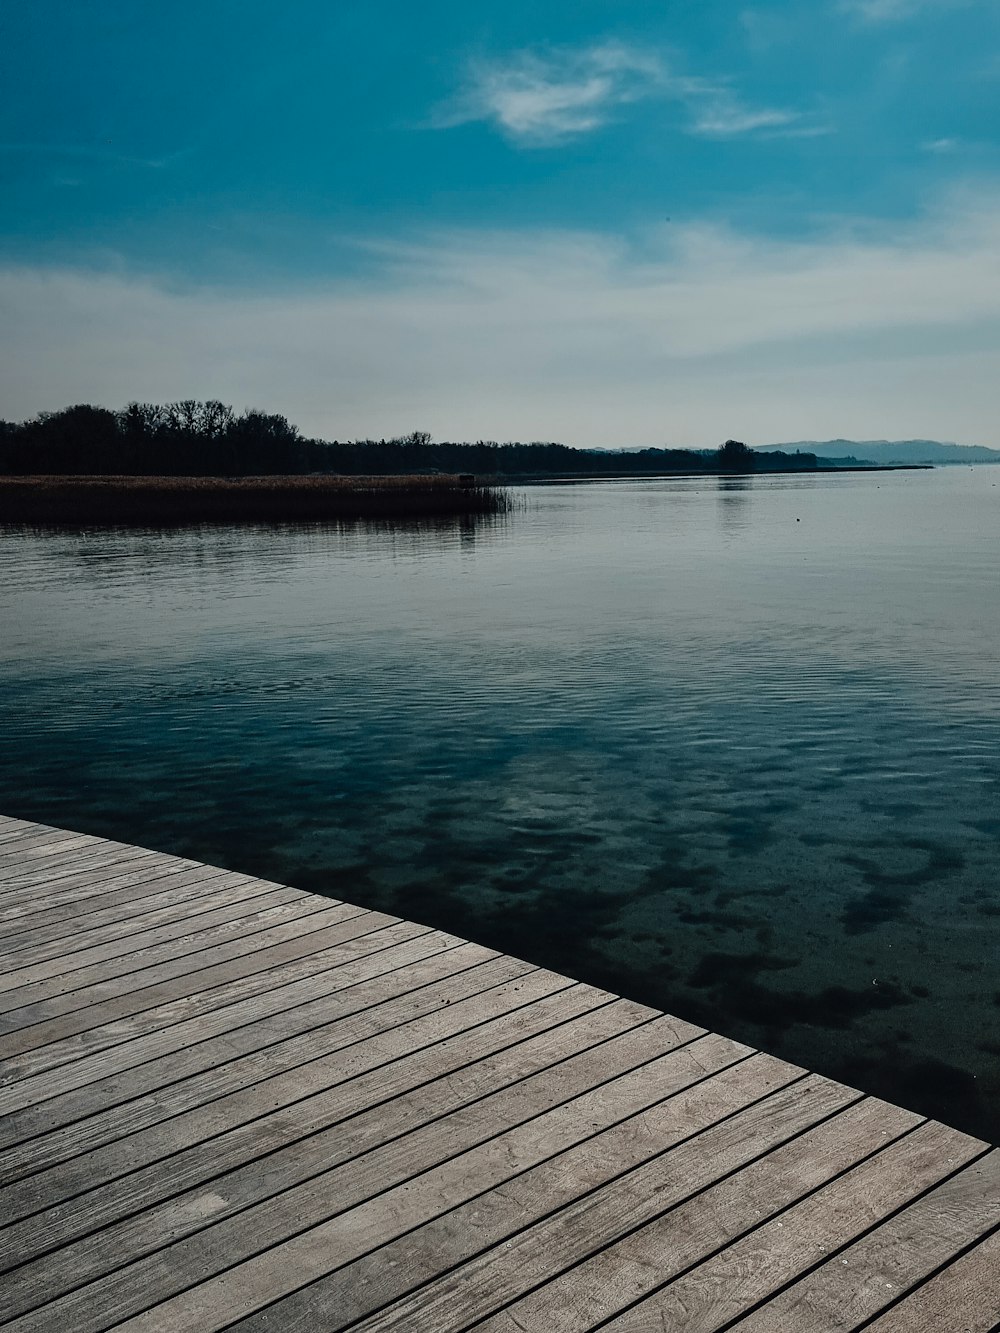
2, 467, 999, 1139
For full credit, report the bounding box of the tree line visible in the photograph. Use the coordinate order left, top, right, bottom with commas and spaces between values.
0, 401, 818, 476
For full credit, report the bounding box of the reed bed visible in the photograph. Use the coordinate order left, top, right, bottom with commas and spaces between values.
0, 474, 511, 524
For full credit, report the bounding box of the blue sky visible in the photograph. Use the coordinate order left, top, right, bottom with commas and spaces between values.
1, 0, 998, 445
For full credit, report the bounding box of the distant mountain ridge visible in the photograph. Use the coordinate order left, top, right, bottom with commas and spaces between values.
757, 439, 1000, 464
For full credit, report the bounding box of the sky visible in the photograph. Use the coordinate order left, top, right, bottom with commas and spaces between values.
1, 0, 998, 447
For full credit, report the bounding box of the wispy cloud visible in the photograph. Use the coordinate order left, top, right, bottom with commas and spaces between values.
922, 136, 961, 152
689, 102, 799, 137
430, 42, 663, 144
3, 189, 998, 447
841, 0, 977, 23
431, 41, 803, 145
0, 142, 186, 170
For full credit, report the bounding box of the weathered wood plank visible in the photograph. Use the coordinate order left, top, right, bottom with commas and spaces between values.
0, 897, 356, 1017
3, 1014, 704, 1333
0, 861, 257, 944
0, 928, 471, 1153
0, 845, 160, 901
0, 884, 333, 991
862, 1225, 1000, 1333
0, 864, 262, 956
0, 846, 162, 899
0, 985, 624, 1310
0, 816, 47, 835
240, 1059, 835, 1333
586, 1119, 985, 1333
0, 826, 119, 867
0, 927, 462, 1118
0, 983, 618, 1272
0, 906, 385, 1057
0, 944, 521, 1192
380, 1091, 915, 1333
0, 883, 304, 980
0, 830, 98, 866
0, 826, 101, 859
0, 901, 377, 1036
726, 1148, 1000, 1332
0, 851, 196, 923
0, 912, 403, 1081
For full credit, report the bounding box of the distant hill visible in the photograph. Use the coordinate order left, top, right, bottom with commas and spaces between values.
757, 439, 1000, 465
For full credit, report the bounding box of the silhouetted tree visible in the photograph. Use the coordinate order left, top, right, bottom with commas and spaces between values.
0, 403, 824, 480
716, 439, 756, 472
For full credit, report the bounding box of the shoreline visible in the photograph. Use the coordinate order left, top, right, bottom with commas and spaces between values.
506, 464, 935, 482
0, 474, 510, 525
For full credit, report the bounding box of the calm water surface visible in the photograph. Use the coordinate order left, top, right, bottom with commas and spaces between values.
2, 468, 999, 1137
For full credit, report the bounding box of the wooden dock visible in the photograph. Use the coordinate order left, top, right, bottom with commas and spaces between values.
0, 814, 997, 1332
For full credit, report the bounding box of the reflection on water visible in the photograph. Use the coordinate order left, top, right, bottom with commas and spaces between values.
2, 469, 999, 1138
716, 476, 753, 538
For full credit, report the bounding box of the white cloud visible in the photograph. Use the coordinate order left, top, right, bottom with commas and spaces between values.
432, 42, 802, 145
430, 43, 662, 145
2, 190, 999, 447
689, 102, 799, 137
922, 137, 960, 152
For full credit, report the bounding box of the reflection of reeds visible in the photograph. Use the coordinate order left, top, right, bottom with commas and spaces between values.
0, 475, 512, 524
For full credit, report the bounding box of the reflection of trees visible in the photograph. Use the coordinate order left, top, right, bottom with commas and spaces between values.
20, 509, 512, 588
717, 476, 752, 537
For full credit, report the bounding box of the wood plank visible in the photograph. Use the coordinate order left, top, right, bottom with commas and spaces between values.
243, 1058, 837, 1333
1, 885, 330, 991
0, 831, 48, 852
726, 1148, 1000, 1332
0, 959, 570, 1311
1, 1014, 704, 1333
0, 827, 101, 859
0, 985, 622, 1310
585, 1120, 985, 1333
0, 817, 44, 836
0, 857, 164, 917
0, 927, 470, 1146
0, 943, 520, 1192
0, 897, 357, 1017
0, 860, 258, 943
0, 882, 304, 978
0, 829, 127, 870
0, 906, 386, 1057
0, 912, 401, 1081
0, 901, 380, 1036
0, 853, 186, 923
0, 983, 618, 1268
0, 830, 99, 865
0, 877, 309, 981
355, 1087, 910, 1333
0, 845, 159, 901
0, 863, 252, 954
0, 817, 37, 835
862, 1225, 1000, 1333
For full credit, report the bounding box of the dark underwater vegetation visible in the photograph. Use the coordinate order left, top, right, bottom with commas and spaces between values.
2, 467, 998, 1138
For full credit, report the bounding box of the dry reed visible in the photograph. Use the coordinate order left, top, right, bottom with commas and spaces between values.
0, 474, 511, 525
